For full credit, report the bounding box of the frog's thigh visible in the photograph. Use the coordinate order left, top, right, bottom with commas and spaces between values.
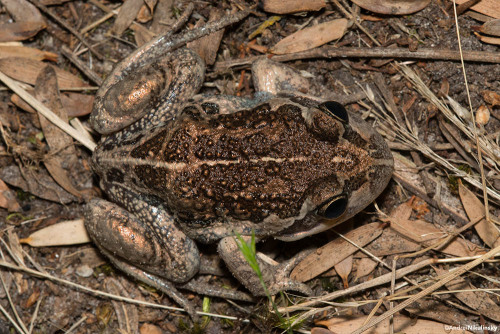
85, 198, 199, 283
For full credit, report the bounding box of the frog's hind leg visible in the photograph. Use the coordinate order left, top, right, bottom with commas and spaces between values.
84, 186, 200, 316
92, 234, 198, 318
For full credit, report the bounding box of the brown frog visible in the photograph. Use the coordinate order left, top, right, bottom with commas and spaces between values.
84, 14, 393, 317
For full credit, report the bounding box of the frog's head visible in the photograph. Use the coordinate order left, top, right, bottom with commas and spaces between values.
138, 99, 393, 240
274, 101, 394, 241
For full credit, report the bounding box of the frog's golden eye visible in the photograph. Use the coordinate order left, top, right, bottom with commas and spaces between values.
319, 101, 349, 124
318, 195, 348, 219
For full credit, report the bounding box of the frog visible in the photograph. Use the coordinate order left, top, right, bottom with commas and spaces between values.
84, 12, 394, 318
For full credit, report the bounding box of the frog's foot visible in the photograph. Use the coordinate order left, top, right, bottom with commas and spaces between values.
180, 278, 254, 303
97, 246, 198, 319
218, 236, 313, 297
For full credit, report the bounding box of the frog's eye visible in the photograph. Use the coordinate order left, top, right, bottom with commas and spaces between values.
318, 195, 348, 219
319, 101, 349, 124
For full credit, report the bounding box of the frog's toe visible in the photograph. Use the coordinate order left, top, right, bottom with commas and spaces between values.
265, 253, 313, 296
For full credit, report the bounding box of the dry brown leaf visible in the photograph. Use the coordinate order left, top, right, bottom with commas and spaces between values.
480, 18, 500, 36
2, 0, 44, 22
459, 183, 500, 248
334, 255, 353, 288
0, 0, 46, 42
354, 257, 378, 280
475, 31, 500, 45
351, 0, 431, 15
389, 202, 486, 257
35, 66, 83, 199
482, 90, 500, 106
0, 178, 21, 212
60, 93, 94, 117
310, 328, 335, 334
453, 0, 500, 19
140, 323, 163, 334
435, 267, 500, 322
0, 45, 57, 61
0, 57, 88, 89
271, 19, 348, 55
475, 105, 490, 125
262, 0, 326, 14
405, 299, 472, 329
112, 0, 145, 36
20, 219, 90, 247
187, 9, 224, 66
0, 165, 78, 204
137, 0, 157, 23
364, 227, 421, 256
317, 314, 473, 333
0, 21, 47, 42
291, 222, 383, 282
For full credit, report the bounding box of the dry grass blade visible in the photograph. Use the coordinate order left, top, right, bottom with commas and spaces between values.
351, 244, 500, 334
363, 78, 500, 203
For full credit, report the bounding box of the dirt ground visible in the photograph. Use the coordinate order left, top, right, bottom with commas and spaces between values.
0, 0, 499, 333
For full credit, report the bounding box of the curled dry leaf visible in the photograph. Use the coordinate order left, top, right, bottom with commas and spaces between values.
458, 183, 500, 248
351, 0, 431, 15
291, 222, 383, 282
271, 18, 348, 55
262, 0, 326, 14
20, 219, 90, 247
317, 314, 473, 334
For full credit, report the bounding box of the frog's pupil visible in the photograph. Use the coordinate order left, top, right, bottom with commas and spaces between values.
323, 196, 348, 219
321, 101, 349, 123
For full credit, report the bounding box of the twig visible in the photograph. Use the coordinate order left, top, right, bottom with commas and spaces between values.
0, 71, 96, 151
29, 0, 104, 60
214, 47, 500, 70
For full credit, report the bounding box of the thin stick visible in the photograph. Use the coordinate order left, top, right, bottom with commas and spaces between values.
214, 46, 500, 70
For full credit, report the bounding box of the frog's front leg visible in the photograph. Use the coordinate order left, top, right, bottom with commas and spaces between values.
218, 236, 312, 297
84, 183, 200, 315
